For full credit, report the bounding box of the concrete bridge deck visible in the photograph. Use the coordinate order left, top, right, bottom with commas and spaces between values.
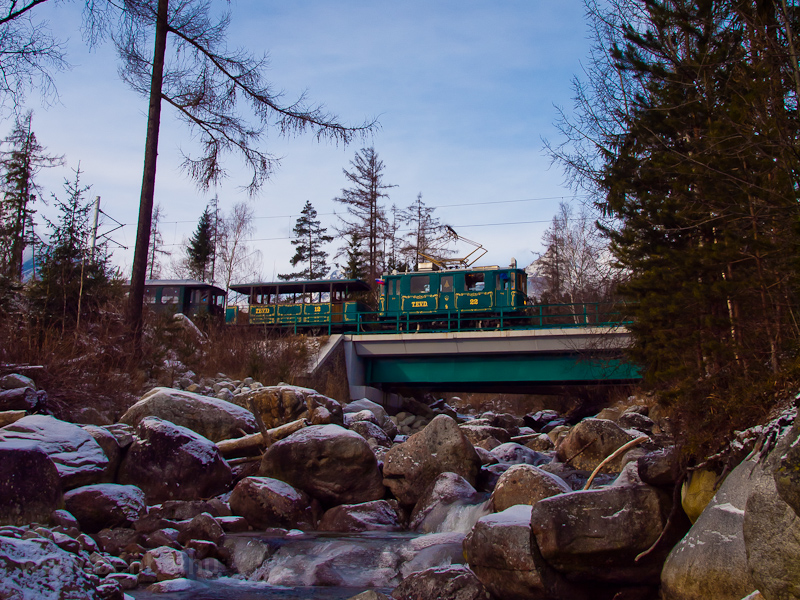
309, 326, 639, 405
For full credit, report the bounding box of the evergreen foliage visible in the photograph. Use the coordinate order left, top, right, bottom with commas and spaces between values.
550, 0, 800, 456
29, 167, 119, 331
0, 111, 62, 281
341, 231, 367, 281
186, 206, 215, 282
279, 200, 333, 281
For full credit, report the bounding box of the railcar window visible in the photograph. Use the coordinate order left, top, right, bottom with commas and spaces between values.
465, 273, 484, 291
517, 273, 527, 294
144, 288, 157, 304
161, 287, 180, 304
440, 275, 453, 292
410, 276, 430, 294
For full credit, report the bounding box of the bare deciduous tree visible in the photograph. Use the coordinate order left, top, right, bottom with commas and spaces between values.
216, 200, 261, 294
78, 0, 374, 340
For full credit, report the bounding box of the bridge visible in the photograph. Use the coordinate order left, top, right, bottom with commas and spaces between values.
309, 326, 640, 406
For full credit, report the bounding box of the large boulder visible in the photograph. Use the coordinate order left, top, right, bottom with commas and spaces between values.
555, 418, 643, 473
344, 398, 390, 427
391, 565, 490, 600
489, 442, 549, 466
318, 500, 403, 532
490, 464, 571, 512
661, 458, 758, 600
409, 472, 480, 533
235, 385, 343, 429
464, 505, 549, 600
63, 483, 147, 534
743, 414, 800, 599
81, 424, 123, 482
118, 417, 232, 503
0, 442, 62, 526
0, 535, 100, 599
530, 484, 671, 584
383, 415, 481, 506
0, 415, 108, 489
229, 476, 320, 530
260, 424, 384, 506
120, 387, 258, 442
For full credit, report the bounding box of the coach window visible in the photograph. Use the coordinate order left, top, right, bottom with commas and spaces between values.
161, 287, 180, 304
144, 287, 157, 304
410, 275, 430, 294
440, 275, 453, 293
517, 273, 527, 295
465, 272, 484, 291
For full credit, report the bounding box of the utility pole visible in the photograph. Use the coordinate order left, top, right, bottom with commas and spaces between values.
89, 196, 101, 262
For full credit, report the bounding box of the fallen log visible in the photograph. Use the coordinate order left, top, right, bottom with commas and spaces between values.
217, 418, 309, 458
0, 410, 26, 428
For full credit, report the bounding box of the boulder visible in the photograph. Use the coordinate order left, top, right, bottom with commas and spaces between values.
681, 468, 721, 523
773, 419, 800, 517
523, 410, 561, 432
0, 442, 62, 526
409, 472, 480, 532
235, 385, 343, 429
118, 417, 232, 503
0, 387, 40, 412
229, 476, 320, 530
617, 412, 654, 433
0, 373, 36, 390
223, 536, 273, 577
524, 434, 555, 453
383, 415, 481, 506
81, 425, 123, 482
743, 417, 800, 600
93, 527, 144, 556
63, 484, 146, 534
661, 458, 758, 600
459, 424, 512, 445
0, 414, 108, 489
555, 418, 642, 473
0, 535, 100, 599
637, 447, 679, 487
176, 512, 225, 546
344, 398, 389, 427
489, 442, 549, 466
464, 505, 549, 600
530, 484, 671, 584
490, 464, 571, 512
260, 424, 384, 506
120, 387, 257, 442
391, 564, 489, 600
480, 411, 520, 435
350, 420, 393, 448
142, 546, 192, 581
318, 500, 403, 532
148, 499, 228, 521
344, 409, 381, 427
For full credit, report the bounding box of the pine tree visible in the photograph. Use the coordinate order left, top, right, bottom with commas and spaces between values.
30, 166, 117, 331
341, 232, 367, 281
147, 203, 169, 279
279, 200, 332, 281
0, 111, 62, 281
186, 206, 214, 281
334, 147, 394, 284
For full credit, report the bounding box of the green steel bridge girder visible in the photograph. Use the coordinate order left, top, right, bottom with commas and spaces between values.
365, 352, 641, 387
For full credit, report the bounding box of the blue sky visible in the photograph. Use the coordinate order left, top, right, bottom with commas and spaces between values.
20, 1, 593, 281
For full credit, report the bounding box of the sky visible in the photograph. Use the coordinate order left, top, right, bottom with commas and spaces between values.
18, 0, 594, 283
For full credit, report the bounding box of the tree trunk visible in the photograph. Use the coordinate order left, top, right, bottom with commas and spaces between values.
126, 0, 169, 345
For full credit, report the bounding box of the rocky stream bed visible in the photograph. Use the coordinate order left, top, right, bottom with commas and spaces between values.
1, 370, 799, 600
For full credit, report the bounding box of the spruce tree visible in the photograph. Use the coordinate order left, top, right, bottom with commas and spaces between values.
279, 200, 333, 281
186, 206, 214, 282
341, 232, 367, 281
0, 111, 62, 281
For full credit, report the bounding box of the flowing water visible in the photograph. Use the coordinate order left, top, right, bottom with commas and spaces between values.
130, 500, 492, 600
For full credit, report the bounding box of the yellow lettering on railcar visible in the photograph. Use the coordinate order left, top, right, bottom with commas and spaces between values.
314, 306, 321, 313
412, 301, 428, 308
470, 298, 478, 305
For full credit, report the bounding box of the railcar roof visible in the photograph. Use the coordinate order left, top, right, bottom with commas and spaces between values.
229, 279, 371, 295
139, 279, 227, 295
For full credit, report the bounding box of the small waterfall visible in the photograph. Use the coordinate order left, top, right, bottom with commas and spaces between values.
431, 499, 492, 534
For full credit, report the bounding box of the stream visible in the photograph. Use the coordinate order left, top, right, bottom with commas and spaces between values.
130, 501, 492, 600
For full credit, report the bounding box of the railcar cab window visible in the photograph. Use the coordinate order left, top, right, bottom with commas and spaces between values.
410, 275, 430, 294
161, 287, 180, 304
465, 273, 484, 292
517, 273, 527, 294
440, 275, 453, 293
499, 272, 510, 291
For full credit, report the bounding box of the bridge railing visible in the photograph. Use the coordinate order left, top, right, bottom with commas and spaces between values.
255, 301, 630, 335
